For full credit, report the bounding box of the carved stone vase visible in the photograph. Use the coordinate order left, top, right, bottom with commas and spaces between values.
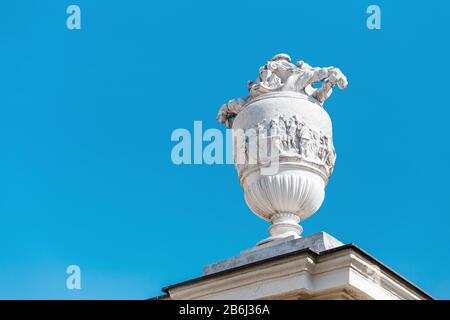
217, 54, 346, 245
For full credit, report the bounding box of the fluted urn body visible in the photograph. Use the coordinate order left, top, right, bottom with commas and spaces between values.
217, 53, 346, 245
233, 92, 335, 244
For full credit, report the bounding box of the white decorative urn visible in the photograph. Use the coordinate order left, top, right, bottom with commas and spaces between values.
217, 54, 347, 245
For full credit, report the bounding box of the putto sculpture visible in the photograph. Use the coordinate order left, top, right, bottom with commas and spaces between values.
217, 53, 347, 128
217, 54, 347, 245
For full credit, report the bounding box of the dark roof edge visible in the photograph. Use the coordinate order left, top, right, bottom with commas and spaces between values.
148, 293, 170, 300
161, 247, 317, 294
158, 244, 434, 300
326, 244, 434, 300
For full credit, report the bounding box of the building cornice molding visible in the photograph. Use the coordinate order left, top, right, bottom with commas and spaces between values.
161, 245, 432, 300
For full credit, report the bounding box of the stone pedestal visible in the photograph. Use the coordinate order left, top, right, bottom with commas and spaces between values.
156, 234, 432, 300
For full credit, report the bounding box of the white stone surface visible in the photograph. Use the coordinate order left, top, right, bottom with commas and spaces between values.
217, 54, 348, 244
163, 243, 431, 300
217, 53, 348, 127
203, 232, 343, 275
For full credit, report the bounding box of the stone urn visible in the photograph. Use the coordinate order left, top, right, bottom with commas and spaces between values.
217, 54, 347, 245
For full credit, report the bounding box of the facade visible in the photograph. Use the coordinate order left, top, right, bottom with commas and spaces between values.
156, 233, 432, 300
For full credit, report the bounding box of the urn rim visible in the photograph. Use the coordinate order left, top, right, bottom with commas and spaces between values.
242, 91, 322, 109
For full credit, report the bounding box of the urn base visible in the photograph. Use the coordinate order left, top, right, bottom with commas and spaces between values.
256, 213, 303, 246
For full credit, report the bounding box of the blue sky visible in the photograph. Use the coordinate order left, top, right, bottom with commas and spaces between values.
0, 0, 449, 299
